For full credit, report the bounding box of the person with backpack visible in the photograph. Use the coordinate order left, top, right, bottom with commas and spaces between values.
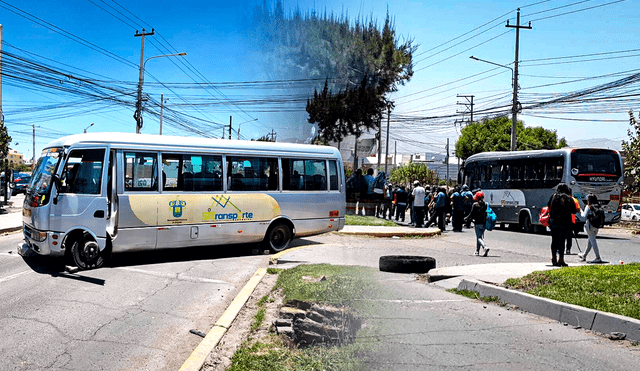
565, 195, 581, 255
578, 194, 604, 263
451, 186, 465, 232
547, 183, 577, 267
464, 190, 489, 256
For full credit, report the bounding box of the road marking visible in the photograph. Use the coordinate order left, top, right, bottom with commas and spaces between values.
179, 267, 266, 371
117, 267, 232, 285
0, 270, 32, 284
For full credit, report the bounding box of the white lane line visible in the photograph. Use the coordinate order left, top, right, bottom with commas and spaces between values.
0, 270, 32, 284
117, 266, 232, 285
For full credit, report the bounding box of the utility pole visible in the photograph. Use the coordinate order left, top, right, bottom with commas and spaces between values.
134, 28, 155, 134
32, 124, 35, 163
228, 116, 232, 140
456, 94, 474, 125
376, 117, 382, 173
159, 93, 165, 135
506, 9, 531, 151
445, 138, 450, 183
384, 106, 391, 174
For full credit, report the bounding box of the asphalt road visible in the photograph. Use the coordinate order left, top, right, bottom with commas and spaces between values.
0, 232, 270, 371
1, 224, 638, 370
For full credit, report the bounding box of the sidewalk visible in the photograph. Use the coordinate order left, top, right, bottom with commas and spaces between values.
0, 196, 23, 234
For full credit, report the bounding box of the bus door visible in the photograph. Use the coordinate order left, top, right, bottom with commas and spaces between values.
111, 151, 159, 252
51, 148, 109, 242
106, 149, 118, 239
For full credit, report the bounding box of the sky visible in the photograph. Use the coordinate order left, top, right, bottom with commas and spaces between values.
1, 0, 639, 162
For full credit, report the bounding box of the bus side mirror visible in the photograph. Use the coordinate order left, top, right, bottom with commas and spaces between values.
52, 174, 62, 205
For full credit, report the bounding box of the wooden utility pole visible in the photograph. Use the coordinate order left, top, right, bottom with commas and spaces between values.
506, 9, 531, 151
134, 29, 155, 134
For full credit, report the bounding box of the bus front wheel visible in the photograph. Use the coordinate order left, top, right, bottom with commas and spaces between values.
263, 222, 292, 253
71, 232, 105, 270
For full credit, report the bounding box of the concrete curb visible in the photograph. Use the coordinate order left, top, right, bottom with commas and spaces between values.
179, 268, 267, 371
335, 229, 441, 238
457, 278, 640, 342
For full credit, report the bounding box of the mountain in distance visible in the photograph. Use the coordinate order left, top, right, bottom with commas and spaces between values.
568, 138, 623, 150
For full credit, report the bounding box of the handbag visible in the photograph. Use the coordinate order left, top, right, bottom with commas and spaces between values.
540, 206, 550, 227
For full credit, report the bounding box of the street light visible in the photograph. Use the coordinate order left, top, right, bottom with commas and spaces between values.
237, 118, 258, 140
84, 122, 94, 133
134, 52, 186, 133
469, 55, 519, 151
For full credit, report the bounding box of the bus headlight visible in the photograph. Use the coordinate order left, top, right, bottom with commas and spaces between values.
32, 231, 47, 242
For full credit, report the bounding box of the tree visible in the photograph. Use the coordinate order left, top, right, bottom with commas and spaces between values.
0, 120, 11, 162
622, 110, 640, 194
455, 116, 567, 160
389, 162, 439, 186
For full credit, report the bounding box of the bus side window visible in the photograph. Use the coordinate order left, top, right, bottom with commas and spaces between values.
329, 160, 339, 190
61, 149, 105, 195
124, 152, 158, 192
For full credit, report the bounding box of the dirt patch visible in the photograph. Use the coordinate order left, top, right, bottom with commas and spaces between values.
201, 272, 281, 371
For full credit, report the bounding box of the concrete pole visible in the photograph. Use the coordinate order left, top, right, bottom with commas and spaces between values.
384, 106, 391, 174
160, 93, 164, 135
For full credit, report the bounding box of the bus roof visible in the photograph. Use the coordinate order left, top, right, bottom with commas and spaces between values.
465, 148, 618, 163
43, 132, 342, 158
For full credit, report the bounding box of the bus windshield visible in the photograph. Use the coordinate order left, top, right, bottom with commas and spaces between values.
28, 147, 63, 204
570, 149, 621, 180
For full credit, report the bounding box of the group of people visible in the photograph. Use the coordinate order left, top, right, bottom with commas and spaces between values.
348, 169, 604, 265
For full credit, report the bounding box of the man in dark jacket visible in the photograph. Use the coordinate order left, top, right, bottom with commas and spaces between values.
548, 183, 577, 267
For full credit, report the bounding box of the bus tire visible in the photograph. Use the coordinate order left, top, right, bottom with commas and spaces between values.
379, 255, 436, 274
263, 222, 292, 253
520, 214, 533, 233
71, 232, 105, 270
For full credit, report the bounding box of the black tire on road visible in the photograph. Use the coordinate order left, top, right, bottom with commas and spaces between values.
520, 214, 533, 233
262, 222, 292, 253
379, 255, 436, 274
71, 232, 105, 270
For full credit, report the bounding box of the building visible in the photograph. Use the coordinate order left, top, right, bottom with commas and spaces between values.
7, 149, 25, 166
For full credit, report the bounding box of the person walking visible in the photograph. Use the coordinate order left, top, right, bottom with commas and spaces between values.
547, 183, 577, 267
464, 190, 489, 256
578, 194, 603, 263
411, 181, 426, 227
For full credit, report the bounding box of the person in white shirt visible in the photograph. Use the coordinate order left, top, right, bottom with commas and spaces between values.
411, 180, 426, 227
578, 194, 603, 263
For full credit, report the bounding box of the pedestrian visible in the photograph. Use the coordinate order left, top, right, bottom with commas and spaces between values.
346, 169, 366, 215
395, 186, 408, 222
462, 185, 474, 228
382, 184, 393, 219
451, 186, 465, 232
425, 187, 447, 231
362, 168, 375, 216
547, 183, 577, 267
464, 190, 489, 256
578, 194, 603, 263
411, 180, 426, 227
565, 195, 581, 254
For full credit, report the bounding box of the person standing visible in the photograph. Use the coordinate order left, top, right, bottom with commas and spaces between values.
363, 168, 375, 216
411, 181, 426, 227
464, 190, 489, 256
462, 185, 474, 228
547, 183, 577, 267
451, 186, 465, 232
578, 194, 603, 263
394, 186, 408, 222
565, 195, 581, 254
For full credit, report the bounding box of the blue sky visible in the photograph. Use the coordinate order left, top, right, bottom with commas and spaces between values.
1, 0, 639, 161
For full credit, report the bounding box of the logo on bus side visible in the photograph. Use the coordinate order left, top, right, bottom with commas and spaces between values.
202, 195, 254, 222
169, 198, 187, 218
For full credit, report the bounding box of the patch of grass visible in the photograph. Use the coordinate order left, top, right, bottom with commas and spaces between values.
250, 307, 266, 331
504, 263, 640, 320
448, 288, 501, 303
257, 294, 274, 306
273, 264, 382, 311
229, 265, 382, 371
345, 214, 396, 227
266, 268, 282, 275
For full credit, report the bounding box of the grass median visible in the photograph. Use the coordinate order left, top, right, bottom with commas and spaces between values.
228, 264, 384, 371
345, 214, 396, 227
503, 263, 640, 320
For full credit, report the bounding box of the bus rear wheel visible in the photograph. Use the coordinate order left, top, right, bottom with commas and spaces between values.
263, 222, 292, 253
71, 232, 105, 270
520, 214, 533, 233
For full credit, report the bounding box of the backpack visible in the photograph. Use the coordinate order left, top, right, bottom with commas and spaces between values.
485, 204, 497, 231
539, 206, 550, 227
588, 204, 605, 229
